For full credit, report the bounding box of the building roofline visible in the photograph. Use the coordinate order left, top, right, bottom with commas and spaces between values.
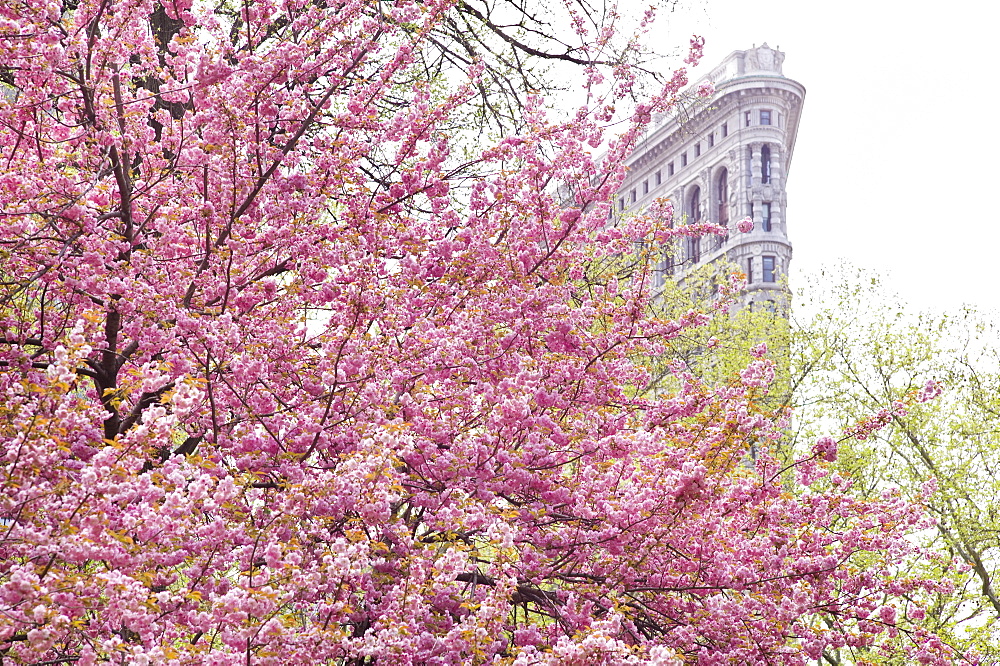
624, 75, 805, 174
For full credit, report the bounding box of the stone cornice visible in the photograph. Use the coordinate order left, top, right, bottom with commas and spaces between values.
622, 77, 805, 183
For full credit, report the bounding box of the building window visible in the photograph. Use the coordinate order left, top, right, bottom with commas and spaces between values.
642, 180, 649, 195
745, 110, 751, 127
662, 253, 674, 278
765, 299, 776, 312
715, 168, 729, 250
667, 162, 675, 176
761, 144, 771, 184
747, 258, 754, 284
722, 122, 728, 138
708, 133, 715, 147
762, 202, 771, 231
689, 186, 701, 223
716, 169, 729, 226
762, 255, 776, 282
688, 237, 701, 263
688, 186, 702, 263
619, 197, 625, 211
760, 109, 771, 126
655, 170, 662, 185
630, 189, 636, 203
681, 153, 687, 167
694, 143, 701, 157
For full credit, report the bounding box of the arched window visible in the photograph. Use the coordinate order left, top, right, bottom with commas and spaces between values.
689, 186, 701, 223
716, 169, 729, 225
715, 170, 729, 249
761, 144, 771, 184
687, 186, 701, 263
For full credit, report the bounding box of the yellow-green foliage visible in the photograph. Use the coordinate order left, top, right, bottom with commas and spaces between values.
790, 264, 1000, 663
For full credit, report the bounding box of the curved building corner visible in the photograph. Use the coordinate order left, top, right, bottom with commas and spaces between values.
617, 44, 806, 311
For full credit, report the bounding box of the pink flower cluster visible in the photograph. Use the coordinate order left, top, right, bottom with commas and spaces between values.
0, 2, 956, 665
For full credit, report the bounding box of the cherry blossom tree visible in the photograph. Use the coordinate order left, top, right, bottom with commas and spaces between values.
0, 1, 965, 664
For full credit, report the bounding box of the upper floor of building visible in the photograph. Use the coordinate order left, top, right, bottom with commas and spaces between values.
614, 44, 805, 303
617, 44, 805, 224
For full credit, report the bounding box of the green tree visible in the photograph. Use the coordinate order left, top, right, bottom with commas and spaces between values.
645, 260, 999, 662
788, 265, 1000, 664
634, 252, 792, 440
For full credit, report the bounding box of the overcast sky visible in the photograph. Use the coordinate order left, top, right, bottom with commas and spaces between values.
647, 0, 1000, 313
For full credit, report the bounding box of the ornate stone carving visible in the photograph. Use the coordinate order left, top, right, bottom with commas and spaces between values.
746, 44, 784, 74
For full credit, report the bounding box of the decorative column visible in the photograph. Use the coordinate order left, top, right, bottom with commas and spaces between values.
750, 142, 762, 188
770, 145, 783, 192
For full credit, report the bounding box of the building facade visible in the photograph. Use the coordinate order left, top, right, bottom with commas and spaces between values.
617, 44, 805, 309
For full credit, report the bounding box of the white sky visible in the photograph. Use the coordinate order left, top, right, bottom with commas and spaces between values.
648, 0, 1000, 313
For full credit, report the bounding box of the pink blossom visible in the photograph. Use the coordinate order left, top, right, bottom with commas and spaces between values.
918, 379, 943, 402
813, 436, 838, 462
0, 4, 958, 665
